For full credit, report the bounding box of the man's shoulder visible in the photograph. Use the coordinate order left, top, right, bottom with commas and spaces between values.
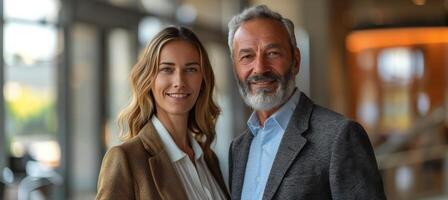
293, 92, 352, 127
310, 104, 347, 122
306, 104, 365, 137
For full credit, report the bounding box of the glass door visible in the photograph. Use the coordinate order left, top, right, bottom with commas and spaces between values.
2, 0, 63, 199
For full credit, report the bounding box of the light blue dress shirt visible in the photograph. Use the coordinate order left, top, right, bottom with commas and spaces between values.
241, 89, 301, 200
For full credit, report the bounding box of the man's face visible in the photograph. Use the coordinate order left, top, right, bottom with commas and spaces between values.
232, 18, 300, 111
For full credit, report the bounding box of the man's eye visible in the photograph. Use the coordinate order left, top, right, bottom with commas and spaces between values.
240, 54, 253, 61
268, 51, 280, 56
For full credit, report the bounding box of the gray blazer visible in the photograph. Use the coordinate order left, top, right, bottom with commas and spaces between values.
229, 93, 386, 200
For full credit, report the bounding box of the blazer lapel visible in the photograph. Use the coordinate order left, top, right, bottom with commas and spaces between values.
232, 130, 254, 200
262, 93, 314, 200
148, 153, 187, 199
138, 122, 188, 200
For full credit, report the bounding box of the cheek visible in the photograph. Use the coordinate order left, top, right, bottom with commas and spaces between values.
152, 77, 166, 96
235, 65, 250, 80
193, 77, 204, 92
272, 60, 291, 73
184, 73, 203, 94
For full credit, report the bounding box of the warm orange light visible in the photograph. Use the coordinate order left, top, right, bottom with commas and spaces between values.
412, 0, 426, 6
346, 27, 448, 52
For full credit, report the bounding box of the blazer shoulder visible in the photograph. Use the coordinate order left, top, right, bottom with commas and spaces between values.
103, 135, 155, 170
313, 105, 365, 127
97, 142, 137, 200
307, 104, 367, 138
311, 104, 346, 122
101, 145, 128, 168
119, 135, 156, 156
100, 136, 146, 173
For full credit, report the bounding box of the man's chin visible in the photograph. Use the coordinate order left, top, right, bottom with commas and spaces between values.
244, 93, 283, 111
249, 91, 275, 97
250, 85, 278, 94
250, 87, 279, 96
247, 101, 280, 111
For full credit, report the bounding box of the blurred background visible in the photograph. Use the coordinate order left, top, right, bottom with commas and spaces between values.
0, 0, 447, 199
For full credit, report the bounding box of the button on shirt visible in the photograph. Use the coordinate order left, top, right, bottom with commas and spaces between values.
151, 116, 227, 200
241, 90, 301, 200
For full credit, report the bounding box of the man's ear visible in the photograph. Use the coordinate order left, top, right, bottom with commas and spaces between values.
293, 47, 301, 75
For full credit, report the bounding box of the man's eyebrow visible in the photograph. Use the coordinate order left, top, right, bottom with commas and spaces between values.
238, 48, 253, 56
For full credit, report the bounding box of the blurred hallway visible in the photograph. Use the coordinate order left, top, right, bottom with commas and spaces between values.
0, 0, 447, 199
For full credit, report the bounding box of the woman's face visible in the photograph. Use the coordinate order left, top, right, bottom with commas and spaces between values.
152, 40, 203, 117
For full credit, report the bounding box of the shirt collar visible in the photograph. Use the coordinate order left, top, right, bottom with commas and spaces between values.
151, 116, 203, 162
247, 89, 301, 135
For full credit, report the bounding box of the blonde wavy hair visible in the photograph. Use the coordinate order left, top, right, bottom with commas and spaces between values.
118, 26, 220, 149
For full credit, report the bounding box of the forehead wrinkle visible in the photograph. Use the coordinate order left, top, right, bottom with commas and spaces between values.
265, 43, 282, 50
234, 18, 290, 47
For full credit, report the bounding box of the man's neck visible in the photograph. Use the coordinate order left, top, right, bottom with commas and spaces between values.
256, 108, 279, 126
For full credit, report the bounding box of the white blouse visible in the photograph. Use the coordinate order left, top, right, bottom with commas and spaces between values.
151, 116, 227, 200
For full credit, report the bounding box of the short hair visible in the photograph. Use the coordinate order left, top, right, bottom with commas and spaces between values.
118, 26, 220, 149
227, 5, 297, 56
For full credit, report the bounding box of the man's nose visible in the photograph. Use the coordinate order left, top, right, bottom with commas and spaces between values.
253, 55, 269, 74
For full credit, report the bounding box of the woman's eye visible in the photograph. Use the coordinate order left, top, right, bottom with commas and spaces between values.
186, 67, 198, 72
159, 67, 173, 73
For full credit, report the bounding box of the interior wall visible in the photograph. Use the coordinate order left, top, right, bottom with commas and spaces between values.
302, 0, 331, 107
69, 23, 102, 199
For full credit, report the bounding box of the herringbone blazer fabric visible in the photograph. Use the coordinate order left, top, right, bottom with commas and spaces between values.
229, 93, 386, 200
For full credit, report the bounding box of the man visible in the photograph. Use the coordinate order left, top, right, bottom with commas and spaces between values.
227, 5, 386, 200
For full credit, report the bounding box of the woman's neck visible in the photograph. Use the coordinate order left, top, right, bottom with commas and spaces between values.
156, 112, 194, 158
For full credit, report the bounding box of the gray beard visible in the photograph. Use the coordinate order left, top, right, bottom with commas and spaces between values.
237, 67, 296, 111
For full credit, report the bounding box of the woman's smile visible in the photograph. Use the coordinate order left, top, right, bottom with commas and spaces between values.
165, 92, 191, 99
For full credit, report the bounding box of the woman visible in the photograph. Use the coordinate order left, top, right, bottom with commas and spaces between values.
96, 26, 229, 200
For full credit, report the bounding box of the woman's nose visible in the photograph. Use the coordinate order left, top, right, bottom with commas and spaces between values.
172, 71, 185, 88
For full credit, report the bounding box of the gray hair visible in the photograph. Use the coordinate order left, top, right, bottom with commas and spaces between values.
227, 5, 297, 56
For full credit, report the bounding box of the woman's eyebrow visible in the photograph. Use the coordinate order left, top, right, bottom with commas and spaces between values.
159, 62, 175, 66
185, 62, 200, 66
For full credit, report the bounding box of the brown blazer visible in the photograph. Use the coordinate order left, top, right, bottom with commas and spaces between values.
96, 122, 230, 200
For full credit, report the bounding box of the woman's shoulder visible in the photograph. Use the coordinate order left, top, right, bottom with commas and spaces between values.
104, 135, 150, 161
